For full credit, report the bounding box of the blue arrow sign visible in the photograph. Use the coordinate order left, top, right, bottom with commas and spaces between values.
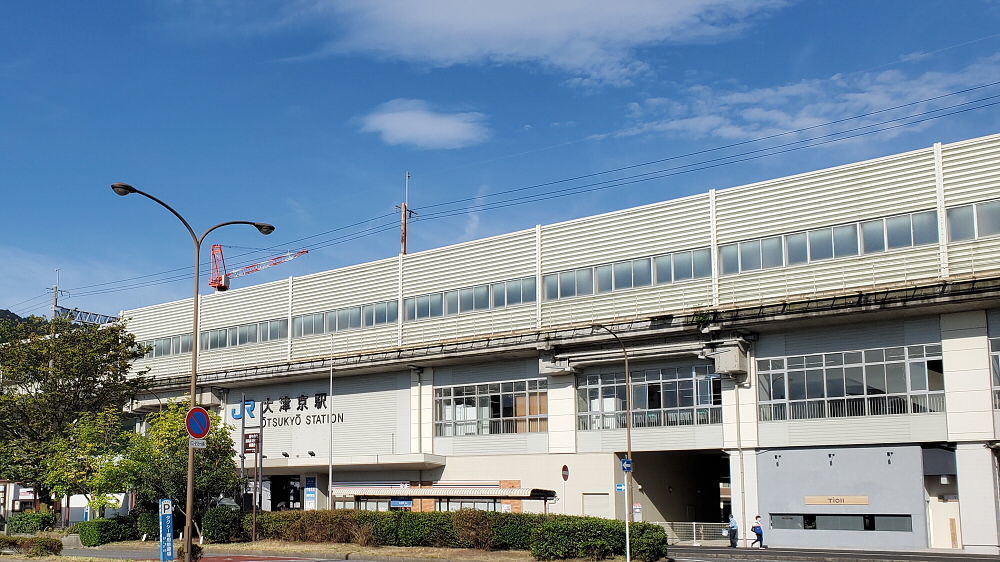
621, 458, 633, 472
615, 483, 626, 492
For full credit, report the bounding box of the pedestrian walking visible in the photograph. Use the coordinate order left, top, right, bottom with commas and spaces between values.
750, 515, 766, 548
727, 514, 739, 548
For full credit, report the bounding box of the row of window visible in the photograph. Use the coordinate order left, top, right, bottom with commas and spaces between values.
757, 344, 945, 421
720, 210, 938, 275
201, 318, 289, 351
404, 276, 536, 321
140, 333, 192, 359
434, 379, 548, 437
948, 199, 1000, 242
771, 514, 912, 532
544, 248, 712, 301
292, 299, 398, 338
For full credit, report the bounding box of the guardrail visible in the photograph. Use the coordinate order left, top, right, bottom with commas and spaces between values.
653, 521, 730, 546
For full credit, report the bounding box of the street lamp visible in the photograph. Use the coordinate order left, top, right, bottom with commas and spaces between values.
592, 323, 633, 562
111, 182, 274, 562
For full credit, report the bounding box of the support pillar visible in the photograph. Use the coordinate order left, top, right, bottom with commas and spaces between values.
956, 443, 1000, 554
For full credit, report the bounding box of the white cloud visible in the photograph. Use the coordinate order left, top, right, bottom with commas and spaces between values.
167, 0, 788, 86
606, 55, 1000, 143
359, 99, 490, 150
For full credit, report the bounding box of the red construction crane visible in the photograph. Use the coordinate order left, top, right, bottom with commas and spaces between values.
209, 245, 309, 291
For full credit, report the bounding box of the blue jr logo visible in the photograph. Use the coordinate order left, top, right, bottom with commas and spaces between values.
231, 399, 256, 420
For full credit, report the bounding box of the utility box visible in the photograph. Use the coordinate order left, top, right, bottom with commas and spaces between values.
712, 346, 748, 375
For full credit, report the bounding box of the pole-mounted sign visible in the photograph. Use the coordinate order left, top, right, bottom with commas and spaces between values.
186, 407, 211, 440
159, 499, 174, 561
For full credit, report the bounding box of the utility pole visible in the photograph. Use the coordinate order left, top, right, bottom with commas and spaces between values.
397, 172, 416, 255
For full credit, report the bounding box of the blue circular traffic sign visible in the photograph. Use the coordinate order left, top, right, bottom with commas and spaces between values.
186, 407, 211, 439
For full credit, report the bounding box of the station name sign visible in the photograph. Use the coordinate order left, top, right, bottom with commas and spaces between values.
231, 395, 345, 429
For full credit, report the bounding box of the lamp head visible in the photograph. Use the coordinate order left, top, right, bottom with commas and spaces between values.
254, 223, 276, 235
111, 183, 137, 196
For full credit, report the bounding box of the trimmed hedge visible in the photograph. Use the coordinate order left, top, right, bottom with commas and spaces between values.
203, 506, 245, 543
76, 516, 139, 547
243, 509, 667, 560
0, 536, 63, 557
136, 512, 160, 539
6, 512, 56, 534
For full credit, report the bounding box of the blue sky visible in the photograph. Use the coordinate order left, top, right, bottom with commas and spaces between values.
2, 1, 1000, 317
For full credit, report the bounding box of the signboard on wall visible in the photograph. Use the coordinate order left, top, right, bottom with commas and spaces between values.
805, 495, 869, 505
243, 432, 259, 454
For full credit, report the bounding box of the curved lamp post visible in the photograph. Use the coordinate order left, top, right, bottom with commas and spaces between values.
112, 183, 274, 562
592, 323, 633, 562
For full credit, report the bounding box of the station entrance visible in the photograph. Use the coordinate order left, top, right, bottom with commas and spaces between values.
627, 450, 729, 523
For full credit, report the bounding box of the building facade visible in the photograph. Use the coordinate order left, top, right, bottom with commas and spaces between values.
124, 133, 1000, 553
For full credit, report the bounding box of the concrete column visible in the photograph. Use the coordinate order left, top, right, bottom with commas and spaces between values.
955, 443, 1000, 554
410, 368, 434, 454
547, 373, 578, 453
726, 448, 759, 548
942, 311, 994, 441
722, 377, 759, 450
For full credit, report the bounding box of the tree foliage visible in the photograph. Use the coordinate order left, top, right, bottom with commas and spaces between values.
0, 318, 149, 503
120, 401, 243, 522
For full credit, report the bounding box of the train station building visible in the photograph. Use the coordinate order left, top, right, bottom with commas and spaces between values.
122, 133, 1000, 553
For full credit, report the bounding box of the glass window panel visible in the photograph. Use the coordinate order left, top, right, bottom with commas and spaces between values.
864, 349, 884, 362
909, 362, 928, 391
833, 224, 859, 257
805, 355, 823, 368
403, 298, 415, 321
787, 371, 806, 400
866, 364, 887, 395
885, 347, 905, 361
825, 368, 845, 397
648, 383, 662, 409
886, 215, 913, 248
363, 304, 376, 326
677, 380, 694, 407
237, 325, 249, 344
948, 205, 975, 241
246, 324, 257, 344
654, 255, 672, 284
907, 345, 925, 359
180, 333, 192, 353
845, 367, 865, 396
758, 375, 772, 401
632, 259, 652, 287
692, 249, 712, 278
911, 210, 938, 245
416, 295, 430, 319
992, 355, 1000, 387
558, 271, 576, 298
843, 351, 863, 365
978, 201, 1000, 237
460, 287, 475, 311
505, 280, 522, 306
596, 264, 613, 292
808, 228, 833, 261
473, 285, 490, 310
927, 359, 944, 391
761, 237, 783, 268
348, 307, 362, 329
861, 219, 886, 253
785, 233, 808, 265
577, 268, 595, 295
491, 283, 506, 309
521, 277, 536, 302
720, 244, 739, 274
292, 315, 305, 337
788, 356, 805, 368
274, 318, 288, 339
925, 344, 942, 357
632, 384, 648, 410
673, 251, 693, 281
613, 261, 633, 290
543, 274, 559, 301
875, 515, 912, 532
325, 311, 338, 332
387, 300, 398, 323
885, 363, 907, 394
739, 240, 762, 271
428, 293, 443, 317
824, 353, 843, 366
374, 302, 388, 324
806, 370, 825, 399
772, 373, 786, 400
229, 327, 238, 346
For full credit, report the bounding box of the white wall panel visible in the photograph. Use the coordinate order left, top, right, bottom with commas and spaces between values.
716, 148, 936, 242
540, 280, 710, 327
577, 425, 723, 453
199, 341, 288, 374
401, 306, 536, 345
948, 237, 1000, 278
435, 433, 549, 456
717, 246, 941, 307
941, 134, 1000, 206
541, 194, 711, 272
199, 278, 288, 330
291, 325, 398, 361
123, 299, 193, 342
403, 230, 535, 295
292, 257, 399, 315
758, 413, 947, 447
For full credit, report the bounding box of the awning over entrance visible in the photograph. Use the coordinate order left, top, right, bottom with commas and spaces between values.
329, 487, 556, 500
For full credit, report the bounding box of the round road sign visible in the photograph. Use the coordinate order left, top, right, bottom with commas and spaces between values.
186, 406, 211, 439
561, 465, 569, 482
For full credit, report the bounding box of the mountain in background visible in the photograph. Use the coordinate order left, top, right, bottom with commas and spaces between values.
0, 310, 24, 324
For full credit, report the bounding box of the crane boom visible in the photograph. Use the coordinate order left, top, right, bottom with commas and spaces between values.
209, 245, 309, 291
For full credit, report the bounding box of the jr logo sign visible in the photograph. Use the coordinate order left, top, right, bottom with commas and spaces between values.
231, 400, 256, 420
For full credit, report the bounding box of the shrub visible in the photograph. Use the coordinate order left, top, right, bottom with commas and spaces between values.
530, 517, 667, 561
7, 512, 57, 534
136, 512, 160, 539
0, 535, 63, 557
178, 542, 203, 562
490, 512, 545, 550
397, 511, 456, 547
452, 509, 493, 550
356, 511, 398, 546
202, 506, 244, 543
76, 517, 138, 546
631, 522, 669, 562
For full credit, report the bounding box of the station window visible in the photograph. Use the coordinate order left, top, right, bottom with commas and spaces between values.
990, 338, 1000, 409
434, 378, 548, 437
577, 365, 722, 430
757, 344, 945, 422
770, 513, 912, 532
292, 299, 397, 338
405, 275, 536, 322
948, 199, 1000, 241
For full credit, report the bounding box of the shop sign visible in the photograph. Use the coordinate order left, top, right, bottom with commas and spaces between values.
243, 433, 259, 454
17, 488, 34, 501
390, 498, 413, 508
804, 495, 869, 505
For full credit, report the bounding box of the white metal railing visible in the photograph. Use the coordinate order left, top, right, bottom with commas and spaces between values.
577, 407, 722, 430
758, 392, 945, 421
654, 522, 730, 546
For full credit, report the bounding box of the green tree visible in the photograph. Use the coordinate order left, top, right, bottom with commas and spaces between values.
0, 317, 149, 506
44, 408, 131, 518
120, 401, 243, 532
